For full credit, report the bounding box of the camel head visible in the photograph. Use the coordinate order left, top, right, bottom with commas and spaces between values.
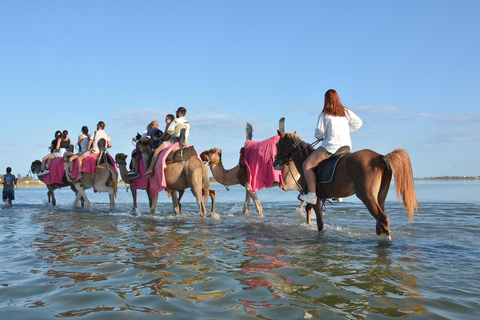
115, 153, 128, 165
137, 138, 152, 169
31, 160, 42, 174
203, 148, 222, 165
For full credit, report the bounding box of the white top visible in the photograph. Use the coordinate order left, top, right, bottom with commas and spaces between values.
90, 130, 111, 153
314, 108, 362, 153
167, 117, 191, 143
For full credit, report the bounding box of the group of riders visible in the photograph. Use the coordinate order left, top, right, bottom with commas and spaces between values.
36, 107, 191, 182
34, 89, 361, 207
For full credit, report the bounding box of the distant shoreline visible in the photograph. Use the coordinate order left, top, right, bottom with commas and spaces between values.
5, 176, 479, 189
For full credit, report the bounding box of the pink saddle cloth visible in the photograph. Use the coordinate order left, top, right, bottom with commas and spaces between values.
132, 149, 149, 190
244, 135, 284, 193
43, 157, 66, 185
70, 153, 117, 179
148, 143, 201, 197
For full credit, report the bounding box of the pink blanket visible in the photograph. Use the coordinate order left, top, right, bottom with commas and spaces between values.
148, 143, 201, 197
132, 150, 149, 190
148, 143, 180, 197
70, 153, 117, 179
43, 157, 66, 185
244, 135, 284, 192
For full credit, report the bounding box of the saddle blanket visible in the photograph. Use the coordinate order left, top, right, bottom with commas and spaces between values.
244, 135, 284, 193
70, 153, 117, 180
132, 151, 148, 190
148, 143, 202, 197
43, 157, 66, 185
318, 152, 349, 184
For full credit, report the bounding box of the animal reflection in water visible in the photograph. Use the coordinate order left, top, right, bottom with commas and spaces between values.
274, 131, 419, 239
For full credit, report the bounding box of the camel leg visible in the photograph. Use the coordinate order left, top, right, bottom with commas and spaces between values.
209, 190, 217, 214
109, 193, 115, 209
73, 185, 91, 209
190, 185, 207, 218
243, 187, 251, 214
131, 187, 138, 211
171, 191, 181, 215
150, 193, 159, 214
244, 184, 263, 217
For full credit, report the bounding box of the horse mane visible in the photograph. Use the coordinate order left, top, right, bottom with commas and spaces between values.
284, 132, 315, 151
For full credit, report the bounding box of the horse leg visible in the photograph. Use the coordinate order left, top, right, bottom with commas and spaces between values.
305, 203, 313, 226
356, 192, 390, 238
312, 201, 324, 231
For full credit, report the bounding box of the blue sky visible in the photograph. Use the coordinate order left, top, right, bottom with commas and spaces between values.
1, 0, 479, 178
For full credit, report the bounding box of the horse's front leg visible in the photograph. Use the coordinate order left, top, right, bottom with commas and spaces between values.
305, 203, 313, 226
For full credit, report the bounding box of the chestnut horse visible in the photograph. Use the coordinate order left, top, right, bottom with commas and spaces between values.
274, 131, 419, 239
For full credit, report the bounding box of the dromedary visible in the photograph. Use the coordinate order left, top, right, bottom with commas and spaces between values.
64, 151, 118, 209
202, 147, 304, 217
115, 153, 152, 212
31, 159, 83, 206
137, 138, 213, 217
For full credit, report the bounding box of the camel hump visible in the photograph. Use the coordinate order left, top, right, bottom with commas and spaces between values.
166, 146, 198, 164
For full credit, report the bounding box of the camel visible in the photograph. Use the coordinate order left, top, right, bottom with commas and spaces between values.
137, 138, 214, 217
31, 159, 83, 206
63, 151, 118, 209
115, 152, 153, 212
202, 147, 304, 217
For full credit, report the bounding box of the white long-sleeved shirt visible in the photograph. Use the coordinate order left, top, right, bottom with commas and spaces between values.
314, 108, 362, 153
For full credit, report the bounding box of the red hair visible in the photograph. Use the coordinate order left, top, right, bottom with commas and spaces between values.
322, 89, 347, 117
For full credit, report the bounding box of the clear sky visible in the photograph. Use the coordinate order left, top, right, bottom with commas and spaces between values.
1, 0, 479, 178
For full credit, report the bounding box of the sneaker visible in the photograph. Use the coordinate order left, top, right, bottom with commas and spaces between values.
129, 172, 140, 179
299, 192, 317, 205
38, 170, 49, 176
127, 170, 136, 176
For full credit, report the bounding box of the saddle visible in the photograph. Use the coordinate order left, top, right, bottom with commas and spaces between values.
165, 146, 198, 164
316, 146, 350, 184
95, 138, 114, 167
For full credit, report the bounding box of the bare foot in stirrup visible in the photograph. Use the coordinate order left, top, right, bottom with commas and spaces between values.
75, 174, 83, 181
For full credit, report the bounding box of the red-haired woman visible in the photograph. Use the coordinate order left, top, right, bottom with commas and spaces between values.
299, 89, 363, 205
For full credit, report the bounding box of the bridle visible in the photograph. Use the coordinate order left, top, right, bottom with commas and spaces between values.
274, 135, 320, 167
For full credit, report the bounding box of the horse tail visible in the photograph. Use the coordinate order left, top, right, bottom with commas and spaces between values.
383, 149, 419, 223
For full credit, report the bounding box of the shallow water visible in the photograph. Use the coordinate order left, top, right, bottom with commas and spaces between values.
1, 181, 479, 319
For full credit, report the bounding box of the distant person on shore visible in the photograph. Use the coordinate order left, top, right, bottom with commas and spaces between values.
1, 167, 18, 206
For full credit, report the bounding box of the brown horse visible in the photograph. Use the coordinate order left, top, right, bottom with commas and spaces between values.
274, 131, 419, 239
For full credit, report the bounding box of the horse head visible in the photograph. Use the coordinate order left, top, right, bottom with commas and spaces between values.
273, 131, 313, 170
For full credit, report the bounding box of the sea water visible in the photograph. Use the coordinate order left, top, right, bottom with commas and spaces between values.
0, 181, 479, 319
